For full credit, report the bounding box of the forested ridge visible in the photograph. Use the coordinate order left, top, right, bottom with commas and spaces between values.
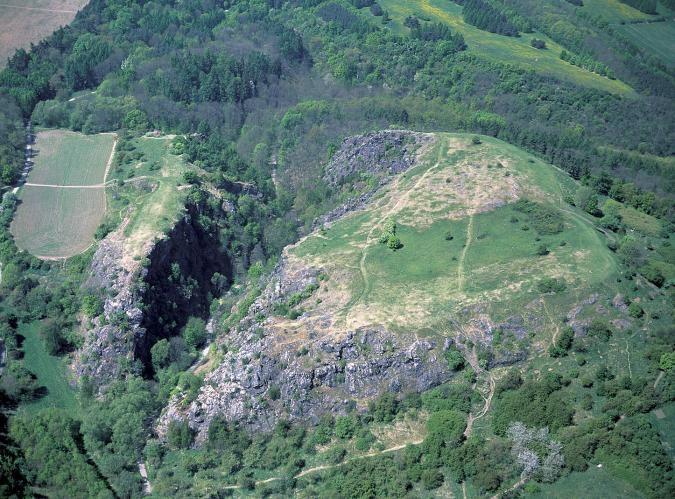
0, 0, 673, 497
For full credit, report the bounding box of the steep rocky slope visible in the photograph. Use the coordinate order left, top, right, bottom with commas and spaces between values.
156, 131, 617, 442
75, 204, 230, 390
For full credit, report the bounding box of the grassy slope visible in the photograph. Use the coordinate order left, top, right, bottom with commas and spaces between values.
28, 129, 114, 185
107, 135, 191, 261
18, 322, 78, 415
580, 0, 675, 67
581, 0, 657, 22
289, 133, 619, 349
617, 20, 675, 67
528, 465, 645, 498
377, 0, 633, 94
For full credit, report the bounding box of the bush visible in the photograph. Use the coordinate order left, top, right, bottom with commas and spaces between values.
167, 419, 194, 449
531, 38, 546, 49
472, 136, 482, 145
588, 319, 612, 341
421, 469, 444, 489
182, 316, 207, 349
536, 244, 549, 256
538, 277, 566, 293
628, 302, 644, 318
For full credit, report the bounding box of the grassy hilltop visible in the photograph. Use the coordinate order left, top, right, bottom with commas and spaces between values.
288, 133, 616, 346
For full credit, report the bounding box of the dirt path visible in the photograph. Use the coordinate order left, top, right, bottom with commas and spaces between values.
138, 462, 152, 495
654, 370, 665, 389
457, 213, 474, 293
102, 136, 117, 183
24, 182, 110, 188
222, 438, 425, 490
492, 476, 527, 499
542, 297, 560, 348
353, 142, 444, 308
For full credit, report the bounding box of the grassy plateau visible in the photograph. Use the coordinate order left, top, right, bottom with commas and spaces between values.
285, 133, 619, 351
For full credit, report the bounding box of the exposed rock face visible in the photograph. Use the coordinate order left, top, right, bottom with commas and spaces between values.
157, 258, 454, 443
75, 205, 230, 390
317, 130, 433, 226
74, 226, 146, 386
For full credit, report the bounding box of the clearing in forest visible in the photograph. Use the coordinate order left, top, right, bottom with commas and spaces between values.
285, 133, 619, 346
376, 0, 633, 95
11, 129, 115, 258
0, 1, 88, 66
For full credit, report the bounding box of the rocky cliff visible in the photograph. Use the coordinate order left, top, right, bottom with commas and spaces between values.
75, 204, 230, 390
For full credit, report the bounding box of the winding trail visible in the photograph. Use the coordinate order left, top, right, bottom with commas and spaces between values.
542, 297, 560, 348
457, 214, 474, 293
351, 141, 444, 309
221, 438, 425, 490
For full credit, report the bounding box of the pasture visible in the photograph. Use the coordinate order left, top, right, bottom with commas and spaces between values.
105, 134, 190, 261
288, 133, 618, 345
581, 0, 657, 23
11, 129, 115, 258
617, 20, 675, 67
376, 0, 633, 95
18, 322, 78, 415
0, 1, 87, 66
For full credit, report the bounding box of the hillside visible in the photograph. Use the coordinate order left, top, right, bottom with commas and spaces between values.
0, 0, 672, 498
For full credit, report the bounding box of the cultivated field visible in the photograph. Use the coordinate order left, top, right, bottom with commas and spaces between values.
11, 129, 115, 258
287, 133, 619, 345
28, 129, 114, 185
377, 0, 633, 95
0, 1, 87, 66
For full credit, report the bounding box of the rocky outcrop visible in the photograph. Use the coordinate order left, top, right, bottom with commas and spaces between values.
75, 205, 230, 390
157, 256, 455, 443
74, 225, 146, 386
316, 130, 433, 227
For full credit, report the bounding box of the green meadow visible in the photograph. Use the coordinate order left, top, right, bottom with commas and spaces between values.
289, 133, 619, 344
18, 322, 78, 416
376, 0, 633, 94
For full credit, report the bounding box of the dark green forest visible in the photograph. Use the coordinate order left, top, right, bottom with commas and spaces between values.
0, 0, 673, 497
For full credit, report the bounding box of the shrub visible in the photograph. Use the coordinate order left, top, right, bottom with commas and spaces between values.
628, 302, 644, 318
167, 419, 194, 449
472, 136, 482, 145
538, 277, 566, 293
421, 469, 444, 489
182, 316, 207, 349
531, 38, 546, 49
588, 319, 612, 341
536, 244, 549, 256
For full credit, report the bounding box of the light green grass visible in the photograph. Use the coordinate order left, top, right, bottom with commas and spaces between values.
617, 20, 675, 67
651, 401, 675, 461
28, 129, 114, 185
377, 0, 633, 94
107, 135, 191, 259
527, 465, 645, 498
18, 322, 79, 416
11, 129, 115, 257
603, 199, 662, 236
289, 133, 619, 342
581, 0, 657, 22
11, 185, 106, 257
